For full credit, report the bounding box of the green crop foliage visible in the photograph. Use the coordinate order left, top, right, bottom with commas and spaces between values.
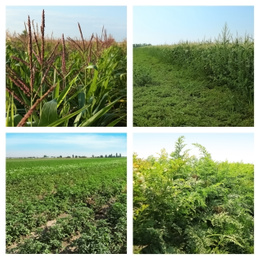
6, 157, 126, 254
6, 10, 126, 127
133, 25, 254, 127
133, 137, 254, 254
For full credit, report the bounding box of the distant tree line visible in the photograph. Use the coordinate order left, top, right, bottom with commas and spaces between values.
133, 43, 152, 48
43, 153, 123, 159
7, 153, 123, 159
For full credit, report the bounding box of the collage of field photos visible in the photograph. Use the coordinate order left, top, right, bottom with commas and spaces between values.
3, 3, 257, 256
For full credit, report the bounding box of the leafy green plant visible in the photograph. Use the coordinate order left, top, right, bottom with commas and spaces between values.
133, 137, 254, 254
133, 24, 254, 127
134, 65, 153, 87
6, 157, 126, 253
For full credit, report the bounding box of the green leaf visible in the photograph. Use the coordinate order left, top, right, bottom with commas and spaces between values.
59, 102, 70, 126
47, 104, 90, 127
93, 93, 109, 114
53, 81, 60, 100
86, 69, 99, 99
107, 116, 125, 126
52, 69, 60, 100
38, 99, 58, 126
79, 98, 119, 126
56, 73, 78, 108
78, 91, 85, 109
73, 111, 83, 126
6, 114, 23, 127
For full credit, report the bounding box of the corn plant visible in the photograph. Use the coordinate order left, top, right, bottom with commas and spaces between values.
6, 10, 126, 127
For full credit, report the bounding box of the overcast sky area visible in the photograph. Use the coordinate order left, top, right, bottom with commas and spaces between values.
134, 6, 254, 45
6, 6, 126, 41
6, 133, 127, 158
134, 133, 254, 164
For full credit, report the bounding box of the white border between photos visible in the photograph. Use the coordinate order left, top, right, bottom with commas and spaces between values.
0, 0, 259, 259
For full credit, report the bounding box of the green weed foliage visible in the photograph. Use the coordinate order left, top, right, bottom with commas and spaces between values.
133, 65, 153, 87
6, 158, 126, 253
133, 26, 253, 126
6, 10, 126, 127
133, 137, 254, 254
157, 40, 254, 104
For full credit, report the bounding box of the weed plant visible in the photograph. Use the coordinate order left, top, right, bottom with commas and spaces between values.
133, 24, 253, 126
133, 136, 254, 254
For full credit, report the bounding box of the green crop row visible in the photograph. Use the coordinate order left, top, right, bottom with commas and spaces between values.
6, 157, 127, 254
133, 137, 254, 254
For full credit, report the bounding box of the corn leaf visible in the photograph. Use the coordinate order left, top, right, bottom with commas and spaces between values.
79, 99, 118, 126
47, 104, 90, 127
38, 99, 58, 126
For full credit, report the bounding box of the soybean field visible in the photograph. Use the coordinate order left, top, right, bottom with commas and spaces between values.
6, 157, 126, 254
133, 28, 253, 126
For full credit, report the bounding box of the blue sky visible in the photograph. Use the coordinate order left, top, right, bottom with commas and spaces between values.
6, 133, 127, 158
134, 133, 254, 164
6, 6, 126, 41
134, 6, 254, 45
